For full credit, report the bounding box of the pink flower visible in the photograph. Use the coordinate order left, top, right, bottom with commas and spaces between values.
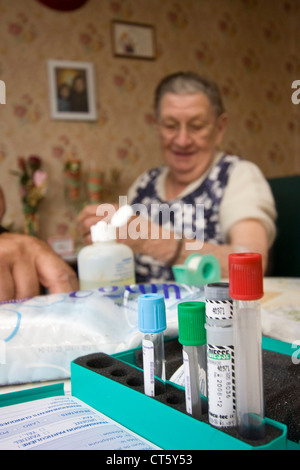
168, 12, 177, 24
80, 33, 91, 45
114, 75, 124, 87
110, 2, 121, 13
14, 105, 26, 118
52, 146, 64, 159
59, 135, 70, 145
56, 223, 69, 236
117, 148, 128, 160
9, 23, 22, 36
22, 94, 33, 105
145, 113, 156, 125
33, 170, 47, 187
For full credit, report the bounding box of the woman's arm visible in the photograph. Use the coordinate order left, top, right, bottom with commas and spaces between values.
117, 216, 269, 276
77, 204, 269, 277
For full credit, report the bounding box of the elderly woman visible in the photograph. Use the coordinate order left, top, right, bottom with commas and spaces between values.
78, 72, 276, 282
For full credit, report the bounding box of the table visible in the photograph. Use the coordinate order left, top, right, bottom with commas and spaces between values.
0, 277, 299, 395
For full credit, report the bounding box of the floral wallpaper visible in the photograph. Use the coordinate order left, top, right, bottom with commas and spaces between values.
0, 0, 299, 248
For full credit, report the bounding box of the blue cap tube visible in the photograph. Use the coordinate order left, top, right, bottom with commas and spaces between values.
138, 293, 167, 333
138, 294, 167, 397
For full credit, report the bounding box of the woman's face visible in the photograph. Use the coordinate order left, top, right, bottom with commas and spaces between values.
157, 92, 227, 183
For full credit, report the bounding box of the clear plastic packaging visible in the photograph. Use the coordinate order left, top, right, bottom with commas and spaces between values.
0, 282, 202, 385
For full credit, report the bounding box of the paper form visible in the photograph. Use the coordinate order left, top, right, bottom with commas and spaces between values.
0, 395, 159, 450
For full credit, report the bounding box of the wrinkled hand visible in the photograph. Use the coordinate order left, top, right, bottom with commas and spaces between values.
77, 203, 176, 264
0, 233, 79, 301
0, 187, 6, 223
77, 203, 118, 245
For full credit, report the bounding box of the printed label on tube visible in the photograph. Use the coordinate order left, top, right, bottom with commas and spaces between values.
207, 343, 236, 427
142, 339, 155, 397
206, 299, 233, 320
182, 350, 192, 414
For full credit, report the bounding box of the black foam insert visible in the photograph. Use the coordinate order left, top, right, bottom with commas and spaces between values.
262, 350, 300, 444
73, 343, 293, 448
74, 352, 187, 413
134, 339, 300, 444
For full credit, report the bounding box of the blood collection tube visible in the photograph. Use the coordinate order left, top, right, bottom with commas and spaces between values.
138, 293, 166, 397
178, 301, 207, 419
205, 282, 236, 428
229, 253, 265, 440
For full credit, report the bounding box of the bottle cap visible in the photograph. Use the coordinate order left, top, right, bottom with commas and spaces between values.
228, 253, 264, 300
205, 283, 233, 320
91, 205, 134, 242
178, 301, 206, 346
90, 220, 116, 242
111, 204, 134, 227
138, 294, 166, 333
205, 282, 231, 301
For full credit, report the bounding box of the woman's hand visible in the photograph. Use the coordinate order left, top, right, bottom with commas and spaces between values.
77, 203, 119, 244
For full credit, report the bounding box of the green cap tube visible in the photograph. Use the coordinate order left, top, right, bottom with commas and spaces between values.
178, 301, 206, 346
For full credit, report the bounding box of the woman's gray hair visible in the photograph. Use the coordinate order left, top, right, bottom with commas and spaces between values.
154, 71, 225, 118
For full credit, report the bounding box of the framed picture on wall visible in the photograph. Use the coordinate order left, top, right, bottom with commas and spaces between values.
47, 59, 97, 121
111, 20, 156, 60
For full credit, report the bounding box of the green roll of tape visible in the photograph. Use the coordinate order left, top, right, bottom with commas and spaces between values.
172, 253, 221, 286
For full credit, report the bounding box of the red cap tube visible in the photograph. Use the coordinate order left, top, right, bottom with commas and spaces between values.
228, 253, 263, 301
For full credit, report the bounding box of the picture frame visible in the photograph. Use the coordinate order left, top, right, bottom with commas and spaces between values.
111, 20, 156, 60
47, 59, 97, 121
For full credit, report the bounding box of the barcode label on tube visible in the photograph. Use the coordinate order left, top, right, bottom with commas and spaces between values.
142, 339, 155, 397
206, 299, 233, 320
182, 350, 192, 414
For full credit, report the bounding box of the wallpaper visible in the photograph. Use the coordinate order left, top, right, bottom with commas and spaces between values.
0, 0, 299, 247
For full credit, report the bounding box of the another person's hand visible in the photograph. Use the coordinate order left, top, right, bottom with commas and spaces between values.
0, 233, 79, 301
0, 187, 6, 223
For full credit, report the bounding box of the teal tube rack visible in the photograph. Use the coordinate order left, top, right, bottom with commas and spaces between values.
71, 351, 287, 450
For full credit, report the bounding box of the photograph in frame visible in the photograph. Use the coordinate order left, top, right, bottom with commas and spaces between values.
112, 21, 156, 60
48, 59, 97, 121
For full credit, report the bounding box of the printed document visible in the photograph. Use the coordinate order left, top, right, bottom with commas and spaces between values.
0, 395, 159, 450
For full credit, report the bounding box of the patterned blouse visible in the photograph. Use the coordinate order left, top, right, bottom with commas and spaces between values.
129, 153, 240, 283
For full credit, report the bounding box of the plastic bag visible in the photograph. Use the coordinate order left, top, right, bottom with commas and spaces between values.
0, 283, 203, 385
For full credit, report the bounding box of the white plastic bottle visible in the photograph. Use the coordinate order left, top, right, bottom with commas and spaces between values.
78, 206, 135, 289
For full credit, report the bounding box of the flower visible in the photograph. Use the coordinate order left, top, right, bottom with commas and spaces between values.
33, 169, 47, 188
28, 155, 41, 171
11, 155, 47, 212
